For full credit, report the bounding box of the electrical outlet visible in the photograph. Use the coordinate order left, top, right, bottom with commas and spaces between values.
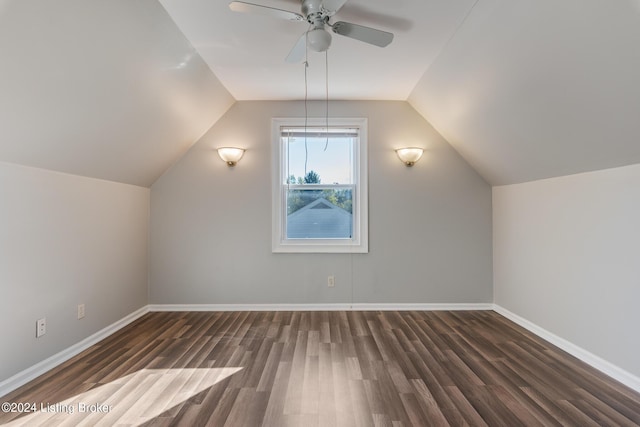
36, 318, 46, 338
328, 275, 335, 287
77, 304, 85, 319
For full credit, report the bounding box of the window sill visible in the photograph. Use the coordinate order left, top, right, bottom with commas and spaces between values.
272, 241, 368, 254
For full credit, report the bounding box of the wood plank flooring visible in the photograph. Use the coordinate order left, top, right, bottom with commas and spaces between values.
1, 310, 639, 426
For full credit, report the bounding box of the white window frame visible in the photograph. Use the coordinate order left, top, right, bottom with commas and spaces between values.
271, 117, 368, 253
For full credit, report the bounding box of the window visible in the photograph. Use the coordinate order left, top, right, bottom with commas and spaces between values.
272, 118, 368, 253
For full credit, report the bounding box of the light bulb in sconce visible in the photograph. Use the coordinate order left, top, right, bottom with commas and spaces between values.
217, 147, 245, 166
395, 147, 424, 166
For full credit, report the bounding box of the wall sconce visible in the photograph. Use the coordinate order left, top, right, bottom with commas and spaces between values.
395, 147, 424, 166
217, 147, 245, 166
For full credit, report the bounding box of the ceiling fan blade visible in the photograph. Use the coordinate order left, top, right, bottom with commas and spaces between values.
286, 32, 307, 63
229, 1, 304, 21
331, 21, 394, 47
321, 0, 348, 14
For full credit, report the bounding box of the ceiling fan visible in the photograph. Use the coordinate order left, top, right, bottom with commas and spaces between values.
229, 0, 394, 63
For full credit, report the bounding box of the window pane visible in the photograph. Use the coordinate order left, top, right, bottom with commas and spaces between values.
286, 188, 353, 239
282, 130, 354, 185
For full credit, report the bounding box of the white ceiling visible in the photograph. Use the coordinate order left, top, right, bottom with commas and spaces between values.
409, 0, 640, 185
0, 0, 233, 187
157, 0, 640, 185
2, 0, 640, 187
158, 0, 478, 100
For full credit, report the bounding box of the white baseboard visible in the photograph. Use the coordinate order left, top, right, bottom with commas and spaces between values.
493, 304, 640, 394
0, 306, 149, 398
148, 303, 494, 312
352, 303, 494, 311
149, 303, 352, 311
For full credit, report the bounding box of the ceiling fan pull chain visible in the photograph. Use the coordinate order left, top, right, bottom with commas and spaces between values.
324, 50, 329, 152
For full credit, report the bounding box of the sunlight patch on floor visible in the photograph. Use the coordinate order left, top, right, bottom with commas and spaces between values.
4, 367, 243, 426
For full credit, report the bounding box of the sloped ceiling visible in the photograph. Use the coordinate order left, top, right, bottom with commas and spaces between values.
0, 0, 234, 187
158, 0, 477, 100
409, 0, 640, 185
2, 0, 639, 187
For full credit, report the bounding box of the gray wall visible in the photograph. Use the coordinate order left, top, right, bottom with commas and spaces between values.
0, 162, 149, 382
150, 101, 492, 305
493, 164, 640, 378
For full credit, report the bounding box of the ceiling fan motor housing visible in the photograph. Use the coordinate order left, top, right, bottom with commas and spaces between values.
302, 0, 323, 20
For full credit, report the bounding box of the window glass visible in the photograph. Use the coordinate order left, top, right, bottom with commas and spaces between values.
272, 119, 368, 253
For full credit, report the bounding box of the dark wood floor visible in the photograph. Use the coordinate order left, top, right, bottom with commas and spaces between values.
2, 310, 639, 426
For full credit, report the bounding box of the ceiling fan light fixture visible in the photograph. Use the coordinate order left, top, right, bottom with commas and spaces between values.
307, 27, 332, 52
229, 0, 394, 61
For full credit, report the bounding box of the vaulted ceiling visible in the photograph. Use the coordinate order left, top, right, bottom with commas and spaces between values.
0, 0, 234, 187
158, 0, 477, 101
409, 0, 640, 185
1, 0, 639, 187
